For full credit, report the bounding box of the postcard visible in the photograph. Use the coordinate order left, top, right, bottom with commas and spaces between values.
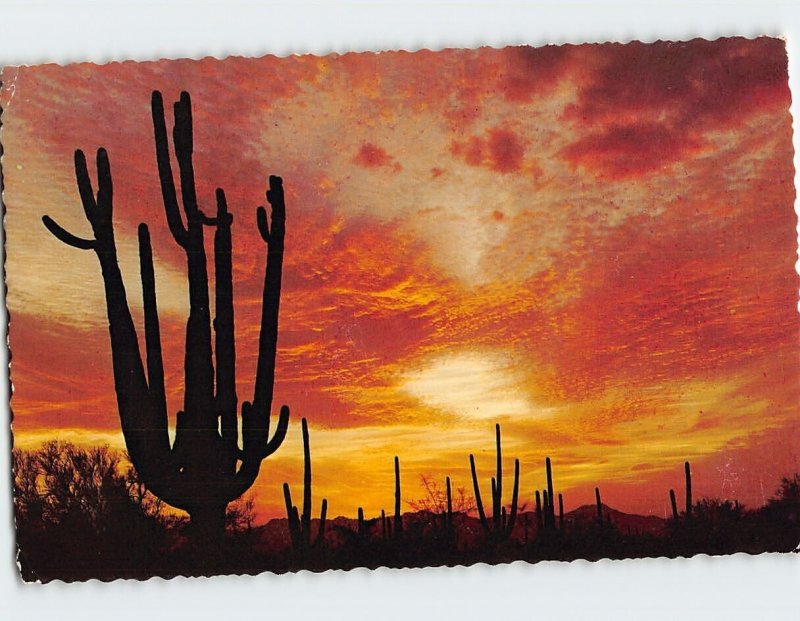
1, 37, 797, 582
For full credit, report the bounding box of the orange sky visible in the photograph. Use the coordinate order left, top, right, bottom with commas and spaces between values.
2, 37, 798, 521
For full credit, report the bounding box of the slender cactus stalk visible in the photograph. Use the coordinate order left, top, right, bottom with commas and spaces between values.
545, 457, 555, 529
558, 493, 564, 530
669, 489, 679, 520
282, 417, 327, 550
357, 507, 366, 539
684, 461, 692, 518
41, 91, 290, 538
445, 476, 454, 541
595, 487, 603, 526
535, 490, 543, 532
394, 456, 403, 539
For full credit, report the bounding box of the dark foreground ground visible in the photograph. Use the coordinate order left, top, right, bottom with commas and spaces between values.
12, 444, 800, 581
14, 499, 800, 582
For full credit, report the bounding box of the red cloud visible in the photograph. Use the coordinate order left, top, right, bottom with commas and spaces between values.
561, 123, 706, 178
562, 37, 790, 177
353, 142, 402, 172
499, 45, 577, 102
451, 127, 525, 173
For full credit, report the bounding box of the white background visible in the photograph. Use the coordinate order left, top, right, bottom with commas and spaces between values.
1, 1, 799, 618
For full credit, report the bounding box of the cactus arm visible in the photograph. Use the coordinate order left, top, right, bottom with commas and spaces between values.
469, 454, 489, 532
212, 188, 238, 453
491, 477, 499, 531
301, 418, 312, 539
41, 216, 96, 250
494, 424, 502, 530
543, 489, 549, 524
282, 482, 300, 548
263, 404, 291, 456
224, 403, 290, 502
558, 492, 564, 529
44, 147, 178, 501
394, 456, 403, 537
315, 498, 328, 547
153, 90, 215, 429
506, 458, 520, 534
172, 92, 201, 223
595, 487, 603, 525
252, 176, 286, 429
138, 224, 168, 428
151, 91, 189, 248
669, 488, 678, 520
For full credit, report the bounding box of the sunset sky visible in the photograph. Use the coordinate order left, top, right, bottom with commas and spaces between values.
2, 37, 797, 521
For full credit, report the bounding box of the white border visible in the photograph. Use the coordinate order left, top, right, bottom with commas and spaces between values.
1, 1, 799, 619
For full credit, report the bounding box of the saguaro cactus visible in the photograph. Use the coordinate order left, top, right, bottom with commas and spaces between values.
283, 418, 328, 550
394, 456, 403, 539
545, 457, 555, 529
535, 490, 543, 531
42, 91, 290, 538
595, 487, 603, 526
684, 461, 693, 518
669, 488, 679, 520
444, 475, 454, 540
469, 424, 520, 540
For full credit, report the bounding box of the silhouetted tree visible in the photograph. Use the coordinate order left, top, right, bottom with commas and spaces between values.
13, 442, 173, 580
407, 474, 476, 514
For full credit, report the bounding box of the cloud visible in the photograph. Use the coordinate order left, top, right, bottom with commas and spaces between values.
352, 142, 402, 171
561, 37, 790, 177
451, 127, 526, 173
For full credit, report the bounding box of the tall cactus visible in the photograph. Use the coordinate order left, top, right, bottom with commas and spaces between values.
595, 487, 603, 526
41, 91, 290, 538
545, 457, 555, 529
444, 475, 454, 540
535, 490, 543, 531
684, 461, 693, 518
469, 424, 520, 541
669, 488, 679, 520
394, 456, 403, 539
283, 418, 328, 550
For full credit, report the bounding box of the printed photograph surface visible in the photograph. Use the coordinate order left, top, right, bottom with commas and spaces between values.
1, 36, 797, 582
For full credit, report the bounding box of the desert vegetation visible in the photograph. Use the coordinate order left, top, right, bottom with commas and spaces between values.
17, 89, 799, 582
11, 437, 800, 582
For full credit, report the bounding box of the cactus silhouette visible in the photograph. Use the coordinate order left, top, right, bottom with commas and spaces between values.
595, 487, 603, 526
558, 492, 564, 530
684, 461, 692, 518
535, 490, 543, 531
469, 424, 520, 540
394, 456, 403, 539
41, 91, 290, 538
444, 475, 454, 541
357, 507, 366, 539
669, 488, 679, 520
283, 418, 328, 550
545, 457, 555, 529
